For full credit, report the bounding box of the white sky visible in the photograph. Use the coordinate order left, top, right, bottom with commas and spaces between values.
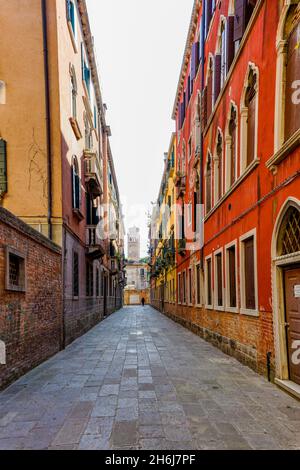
86, 0, 194, 257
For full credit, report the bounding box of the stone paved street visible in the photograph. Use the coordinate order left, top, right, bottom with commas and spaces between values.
0, 306, 300, 450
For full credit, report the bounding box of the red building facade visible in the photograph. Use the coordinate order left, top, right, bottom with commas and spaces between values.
151, 0, 300, 398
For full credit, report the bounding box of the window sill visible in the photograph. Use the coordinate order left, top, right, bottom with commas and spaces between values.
224, 306, 239, 314
266, 129, 300, 172
5, 284, 26, 293
67, 21, 78, 54
205, 304, 213, 310
240, 308, 259, 318
69, 117, 82, 141
214, 305, 225, 312
204, 158, 260, 221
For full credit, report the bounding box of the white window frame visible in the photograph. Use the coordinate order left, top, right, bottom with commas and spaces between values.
214, 248, 225, 311
225, 102, 239, 192
239, 228, 259, 317
188, 267, 193, 306
182, 270, 187, 305
67, 0, 78, 53
205, 254, 213, 309
178, 273, 182, 305
195, 262, 202, 307
225, 240, 239, 313
240, 63, 260, 174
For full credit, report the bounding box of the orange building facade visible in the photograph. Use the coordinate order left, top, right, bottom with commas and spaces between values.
150, 0, 300, 399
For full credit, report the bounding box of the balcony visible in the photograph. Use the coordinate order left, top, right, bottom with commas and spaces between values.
177, 238, 186, 256
175, 173, 186, 198
84, 151, 103, 197
86, 225, 106, 259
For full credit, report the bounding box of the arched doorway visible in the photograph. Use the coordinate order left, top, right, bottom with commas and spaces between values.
272, 199, 300, 392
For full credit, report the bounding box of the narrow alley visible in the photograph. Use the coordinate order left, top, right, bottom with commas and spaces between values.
0, 306, 299, 451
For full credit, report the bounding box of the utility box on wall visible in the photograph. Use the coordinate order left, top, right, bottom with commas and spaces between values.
0, 139, 7, 196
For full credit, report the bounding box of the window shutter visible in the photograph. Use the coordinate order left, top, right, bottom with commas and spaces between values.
247, 94, 256, 166
202, 86, 208, 130
66, 0, 71, 21
234, 0, 247, 42
0, 140, 7, 195
81, 43, 85, 80
191, 44, 196, 80
214, 54, 221, 103
244, 237, 255, 310
229, 248, 236, 308
205, 0, 213, 37
199, 21, 203, 63
226, 16, 235, 73
75, 173, 80, 209
217, 254, 223, 306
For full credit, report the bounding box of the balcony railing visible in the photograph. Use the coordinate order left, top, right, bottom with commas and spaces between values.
84, 151, 103, 196
175, 173, 186, 198
86, 225, 106, 258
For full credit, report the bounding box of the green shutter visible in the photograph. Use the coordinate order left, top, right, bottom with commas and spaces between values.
0, 139, 7, 195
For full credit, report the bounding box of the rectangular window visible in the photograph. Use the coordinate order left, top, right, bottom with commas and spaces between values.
196, 264, 201, 305
206, 258, 212, 306
183, 271, 186, 304
96, 267, 100, 298
73, 251, 79, 298
86, 262, 94, 297
243, 236, 256, 310
227, 246, 237, 308
178, 274, 181, 303
172, 279, 175, 303
215, 252, 223, 307
67, 0, 76, 37
6, 248, 26, 293
81, 43, 91, 97
188, 268, 192, 304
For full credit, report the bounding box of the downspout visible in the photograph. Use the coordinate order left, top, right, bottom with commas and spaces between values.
199, 0, 206, 270
41, 0, 53, 241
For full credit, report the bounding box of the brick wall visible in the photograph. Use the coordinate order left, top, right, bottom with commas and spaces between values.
0, 208, 62, 390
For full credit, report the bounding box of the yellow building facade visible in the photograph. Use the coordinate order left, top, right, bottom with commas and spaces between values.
151, 133, 177, 311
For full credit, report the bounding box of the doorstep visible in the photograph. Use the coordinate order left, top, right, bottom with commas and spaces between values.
275, 379, 300, 401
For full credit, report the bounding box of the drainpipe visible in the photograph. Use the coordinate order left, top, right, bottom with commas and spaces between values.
199, 0, 206, 270
41, 0, 53, 241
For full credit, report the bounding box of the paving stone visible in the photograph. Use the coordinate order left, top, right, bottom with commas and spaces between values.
51, 419, 87, 446
1, 305, 300, 450
111, 421, 138, 447
99, 385, 120, 396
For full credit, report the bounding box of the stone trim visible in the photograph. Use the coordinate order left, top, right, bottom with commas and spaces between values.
0, 208, 61, 254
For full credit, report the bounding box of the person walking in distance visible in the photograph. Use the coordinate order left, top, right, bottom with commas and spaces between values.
141, 297, 145, 307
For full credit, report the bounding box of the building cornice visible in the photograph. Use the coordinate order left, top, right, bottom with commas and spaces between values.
171, 0, 201, 120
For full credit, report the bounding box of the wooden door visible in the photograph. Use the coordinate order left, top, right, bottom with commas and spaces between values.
284, 267, 300, 385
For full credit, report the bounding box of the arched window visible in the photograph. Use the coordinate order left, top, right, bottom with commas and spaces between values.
284, 5, 300, 142
226, 104, 238, 190
240, 64, 259, 171
214, 131, 223, 203
277, 206, 300, 257
219, 18, 227, 87
205, 152, 212, 213
70, 65, 77, 120
72, 157, 81, 210
207, 55, 214, 118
